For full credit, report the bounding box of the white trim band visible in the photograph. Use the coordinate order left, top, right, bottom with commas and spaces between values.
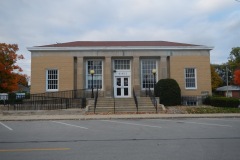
28, 46, 213, 51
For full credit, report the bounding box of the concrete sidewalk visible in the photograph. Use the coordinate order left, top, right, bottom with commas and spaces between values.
1, 113, 240, 121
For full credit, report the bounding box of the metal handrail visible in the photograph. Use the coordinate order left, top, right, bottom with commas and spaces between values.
113, 87, 115, 114
133, 88, 138, 114
94, 87, 99, 114
148, 88, 157, 113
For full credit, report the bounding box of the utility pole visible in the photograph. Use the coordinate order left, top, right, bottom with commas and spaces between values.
226, 66, 229, 97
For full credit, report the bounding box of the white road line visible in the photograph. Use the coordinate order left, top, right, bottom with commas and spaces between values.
177, 121, 232, 127
205, 118, 240, 122
156, 119, 232, 127
101, 120, 162, 129
51, 121, 88, 129
0, 122, 13, 131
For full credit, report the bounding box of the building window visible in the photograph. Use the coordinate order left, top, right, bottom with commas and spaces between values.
114, 60, 130, 70
86, 60, 103, 89
182, 96, 198, 106
141, 59, 157, 89
185, 68, 197, 89
46, 69, 58, 91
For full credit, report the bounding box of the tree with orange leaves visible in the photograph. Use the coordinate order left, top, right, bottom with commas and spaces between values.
0, 43, 24, 92
14, 73, 29, 87
234, 69, 240, 85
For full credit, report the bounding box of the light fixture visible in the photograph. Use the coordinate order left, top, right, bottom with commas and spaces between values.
152, 69, 156, 96
90, 69, 95, 98
90, 69, 95, 75
152, 69, 156, 74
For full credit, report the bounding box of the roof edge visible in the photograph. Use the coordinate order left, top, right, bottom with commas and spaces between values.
28, 46, 214, 51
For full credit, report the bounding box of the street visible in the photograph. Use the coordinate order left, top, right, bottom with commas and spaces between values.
0, 118, 240, 160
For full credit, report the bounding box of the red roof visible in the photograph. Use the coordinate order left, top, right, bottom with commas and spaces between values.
38, 41, 200, 47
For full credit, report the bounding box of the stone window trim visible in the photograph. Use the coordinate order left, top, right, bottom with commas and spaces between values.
185, 68, 197, 90
46, 69, 59, 92
86, 59, 103, 90
114, 59, 131, 70
141, 59, 158, 90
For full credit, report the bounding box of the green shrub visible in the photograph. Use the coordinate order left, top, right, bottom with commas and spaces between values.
154, 79, 181, 106
225, 98, 239, 108
23, 93, 30, 99
8, 93, 16, 100
203, 96, 211, 105
208, 96, 239, 108
186, 107, 240, 114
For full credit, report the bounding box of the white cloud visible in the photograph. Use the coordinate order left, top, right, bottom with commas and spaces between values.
0, 0, 239, 77
194, 0, 234, 13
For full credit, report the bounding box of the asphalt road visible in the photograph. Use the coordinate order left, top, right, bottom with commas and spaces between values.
0, 118, 240, 160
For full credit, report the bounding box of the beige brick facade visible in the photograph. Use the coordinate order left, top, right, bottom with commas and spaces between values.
170, 54, 211, 96
31, 55, 74, 93
29, 41, 213, 98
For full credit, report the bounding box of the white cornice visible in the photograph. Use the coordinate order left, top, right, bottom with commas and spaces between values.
27, 46, 213, 51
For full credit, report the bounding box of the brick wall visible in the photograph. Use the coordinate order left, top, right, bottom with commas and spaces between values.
31, 55, 74, 94
170, 54, 212, 96
30, 50, 212, 97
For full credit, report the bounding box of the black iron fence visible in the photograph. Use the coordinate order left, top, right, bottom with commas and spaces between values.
7, 98, 85, 110
30, 89, 92, 99
1, 89, 92, 110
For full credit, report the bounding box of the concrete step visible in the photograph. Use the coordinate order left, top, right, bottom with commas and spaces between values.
88, 97, 159, 113
88, 106, 158, 113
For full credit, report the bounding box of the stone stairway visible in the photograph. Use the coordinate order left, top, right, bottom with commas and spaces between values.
138, 97, 158, 112
88, 97, 160, 113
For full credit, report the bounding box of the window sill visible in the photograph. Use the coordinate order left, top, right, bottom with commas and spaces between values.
185, 88, 197, 90
46, 90, 59, 92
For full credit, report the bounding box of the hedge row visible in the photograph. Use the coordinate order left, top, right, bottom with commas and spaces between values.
204, 96, 240, 108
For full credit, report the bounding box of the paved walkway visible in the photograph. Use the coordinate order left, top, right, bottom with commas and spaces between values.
1, 113, 240, 121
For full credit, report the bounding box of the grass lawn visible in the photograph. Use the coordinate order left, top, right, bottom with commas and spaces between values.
186, 107, 240, 114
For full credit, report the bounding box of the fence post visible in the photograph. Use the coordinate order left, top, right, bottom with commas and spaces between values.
82, 98, 86, 108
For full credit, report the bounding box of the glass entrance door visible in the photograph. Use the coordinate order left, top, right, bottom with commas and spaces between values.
114, 77, 130, 97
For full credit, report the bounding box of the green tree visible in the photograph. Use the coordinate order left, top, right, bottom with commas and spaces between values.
211, 65, 223, 91
211, 48, 240, 86
213, 64, 233, 85
228, 47, 240, 69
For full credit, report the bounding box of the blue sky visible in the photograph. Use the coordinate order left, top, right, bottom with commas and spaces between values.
0, 0, 239, 77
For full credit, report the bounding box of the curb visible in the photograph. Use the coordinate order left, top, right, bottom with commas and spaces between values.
1, 113, 240, 121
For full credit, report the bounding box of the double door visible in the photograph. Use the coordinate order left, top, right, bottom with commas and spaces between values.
114, 76, 131, 97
